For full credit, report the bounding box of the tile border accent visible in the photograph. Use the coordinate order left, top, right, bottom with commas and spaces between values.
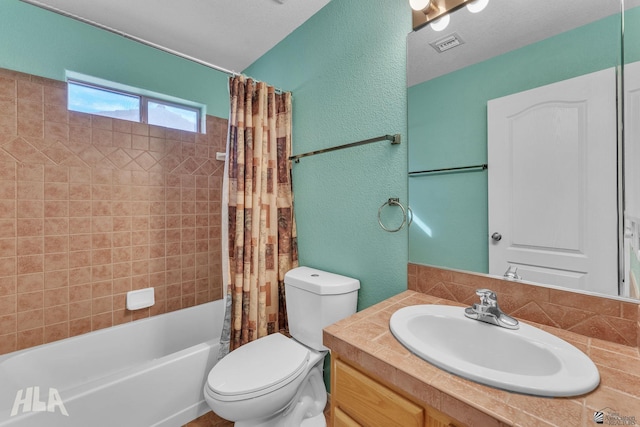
408, 263, 639, 347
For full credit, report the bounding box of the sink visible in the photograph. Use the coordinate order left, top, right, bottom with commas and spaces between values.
389, 305, 600, 397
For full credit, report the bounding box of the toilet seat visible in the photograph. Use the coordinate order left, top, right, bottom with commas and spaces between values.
206, 333, 310, 402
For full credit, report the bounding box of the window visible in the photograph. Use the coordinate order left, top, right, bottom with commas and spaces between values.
68, 82, 140, 122
67, 79, 202, 133
147, 100, 200, 132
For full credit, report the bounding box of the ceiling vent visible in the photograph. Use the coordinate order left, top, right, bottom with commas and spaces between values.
430, 33, 465, 53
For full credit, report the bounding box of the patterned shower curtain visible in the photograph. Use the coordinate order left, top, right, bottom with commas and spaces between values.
218, 75, 298, 359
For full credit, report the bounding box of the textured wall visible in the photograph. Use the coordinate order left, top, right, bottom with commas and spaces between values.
245, 0, 411, 310
0, 68, 226, 355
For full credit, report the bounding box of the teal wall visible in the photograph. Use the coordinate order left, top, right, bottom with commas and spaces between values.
626, 7, 640, 64
3, 0, 411, 311
2, 0, 412, 393
0, 0, 229, 119
408, 13, 624, 272
245, 0, 411, 310
1, 0, 412, 318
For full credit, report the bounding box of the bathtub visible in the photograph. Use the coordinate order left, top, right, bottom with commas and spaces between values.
0, 299, 225, 427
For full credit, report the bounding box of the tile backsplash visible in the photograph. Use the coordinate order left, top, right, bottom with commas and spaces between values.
409, 263, 640, 347
0, 67, 227, 355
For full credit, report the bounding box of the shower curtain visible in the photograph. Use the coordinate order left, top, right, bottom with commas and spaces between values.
218, 75, 298, 359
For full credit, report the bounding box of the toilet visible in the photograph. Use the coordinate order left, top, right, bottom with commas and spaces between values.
204, 266, 360, 427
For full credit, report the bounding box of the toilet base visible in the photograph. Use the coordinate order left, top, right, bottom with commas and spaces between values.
300, 412, 326, 427
234, 412, 326, 427
234, 412, 325, 427
233, 365, 327, 427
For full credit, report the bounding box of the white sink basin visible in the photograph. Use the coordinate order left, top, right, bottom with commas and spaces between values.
390, 305, 599, 397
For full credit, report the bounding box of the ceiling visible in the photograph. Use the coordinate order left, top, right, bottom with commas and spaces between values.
21, 0, 332, 74
20, 0, 640, 86
408, 0, 640, 87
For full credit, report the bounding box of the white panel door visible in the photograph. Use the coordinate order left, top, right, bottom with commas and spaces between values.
488, 68, 618, 295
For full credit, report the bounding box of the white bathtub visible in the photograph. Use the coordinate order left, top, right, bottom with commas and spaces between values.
0, 299, 225, 427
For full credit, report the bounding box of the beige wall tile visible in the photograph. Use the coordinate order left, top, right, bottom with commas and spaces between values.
0, 68, 226, 355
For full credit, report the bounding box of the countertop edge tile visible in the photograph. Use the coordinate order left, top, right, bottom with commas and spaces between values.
324, 290, 640, 427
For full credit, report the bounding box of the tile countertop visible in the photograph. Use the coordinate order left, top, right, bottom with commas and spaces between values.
323, 290, 640, 427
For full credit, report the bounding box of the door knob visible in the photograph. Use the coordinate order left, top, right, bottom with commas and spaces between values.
491, 232, 502, 241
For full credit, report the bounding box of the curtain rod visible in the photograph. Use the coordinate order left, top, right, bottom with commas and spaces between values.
289, 134, 401, 163
20, 0, 288, 94
21, 0, 238, 76
408, 164, 487, 175
21, 0, 292, 94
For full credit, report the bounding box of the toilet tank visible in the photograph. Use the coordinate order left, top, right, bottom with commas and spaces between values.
285, 266, 360, 351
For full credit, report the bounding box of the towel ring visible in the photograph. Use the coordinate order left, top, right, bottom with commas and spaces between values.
378, 198, 412, 232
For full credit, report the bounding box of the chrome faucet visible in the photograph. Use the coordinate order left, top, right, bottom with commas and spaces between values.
503, 265, 521, 280
464, 289, 519, 330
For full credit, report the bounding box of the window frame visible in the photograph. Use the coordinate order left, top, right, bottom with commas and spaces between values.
67, 78, 203, 133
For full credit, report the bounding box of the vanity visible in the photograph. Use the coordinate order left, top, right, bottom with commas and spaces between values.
324, 265, 640, 427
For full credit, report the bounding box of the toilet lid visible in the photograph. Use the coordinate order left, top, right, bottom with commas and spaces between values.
207, 333, 310, 398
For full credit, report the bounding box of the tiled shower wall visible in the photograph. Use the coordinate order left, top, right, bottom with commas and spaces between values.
0, 67, 227, 355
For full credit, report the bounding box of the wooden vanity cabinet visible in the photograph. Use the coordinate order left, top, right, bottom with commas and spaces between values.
331, 355, 464, 427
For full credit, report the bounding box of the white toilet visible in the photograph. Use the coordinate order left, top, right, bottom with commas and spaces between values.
204, 266, 360, 427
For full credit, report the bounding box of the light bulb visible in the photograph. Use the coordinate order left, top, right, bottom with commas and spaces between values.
430, 14, 450, 31
466, 0, 489, 13
410, 0, 431, 11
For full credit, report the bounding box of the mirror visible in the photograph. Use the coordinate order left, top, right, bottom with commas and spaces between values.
407, 0, 640, 300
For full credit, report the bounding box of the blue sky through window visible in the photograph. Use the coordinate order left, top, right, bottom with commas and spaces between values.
68, 82, 140, 120
68, 80, 201, 132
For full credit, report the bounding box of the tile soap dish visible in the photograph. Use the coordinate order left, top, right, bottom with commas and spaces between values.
126, 287, 155, 310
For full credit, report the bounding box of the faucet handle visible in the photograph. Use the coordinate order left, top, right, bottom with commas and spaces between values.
503, 265, 521, 280
467, 289, 519, 329
475, 289, 497, 306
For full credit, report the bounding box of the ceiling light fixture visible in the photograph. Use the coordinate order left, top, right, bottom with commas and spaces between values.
411, 0, 490, 31
409, 0, 432, 11
430, 14, 450, 32
466, 0, 489, 13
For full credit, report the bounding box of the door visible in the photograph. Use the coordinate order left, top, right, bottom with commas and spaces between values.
488, 68, 618, 295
